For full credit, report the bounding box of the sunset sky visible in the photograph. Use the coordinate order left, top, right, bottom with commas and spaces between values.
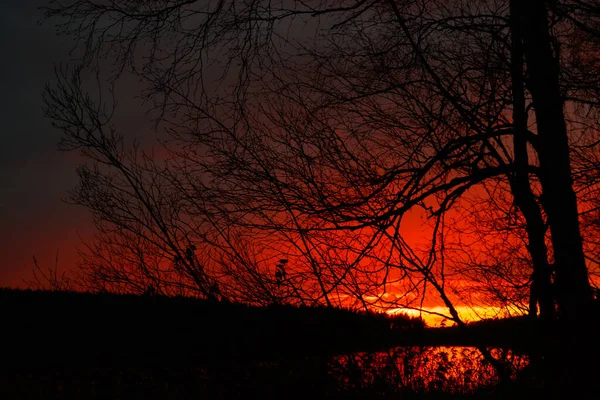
0, 2, 516, 322
0, 1, 565, 329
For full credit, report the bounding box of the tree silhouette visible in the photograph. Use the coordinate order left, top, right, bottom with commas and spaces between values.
42, 0, 600, 328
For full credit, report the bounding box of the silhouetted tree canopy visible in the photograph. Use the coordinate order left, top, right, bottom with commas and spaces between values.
42, 0, 600, 327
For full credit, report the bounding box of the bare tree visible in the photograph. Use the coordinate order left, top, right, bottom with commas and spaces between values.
41, 0, 600, 329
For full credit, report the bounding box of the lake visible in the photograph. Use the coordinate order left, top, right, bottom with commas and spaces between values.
2, 346, 529, 399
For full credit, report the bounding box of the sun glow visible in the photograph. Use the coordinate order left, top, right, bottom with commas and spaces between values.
387, 306, 514, 327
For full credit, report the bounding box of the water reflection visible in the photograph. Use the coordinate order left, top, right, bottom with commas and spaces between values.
3, 347, 530, 398
330, 346, 529, 394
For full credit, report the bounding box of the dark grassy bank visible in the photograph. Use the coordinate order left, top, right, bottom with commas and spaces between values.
0, 287, 557, 365
0, 365, 515, 400
0, 288, 423, 366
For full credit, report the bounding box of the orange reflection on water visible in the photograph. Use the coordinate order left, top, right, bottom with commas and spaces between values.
331, 346, 528, 394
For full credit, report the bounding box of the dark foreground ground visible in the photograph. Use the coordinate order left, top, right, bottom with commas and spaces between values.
0, 288, 422, 365
2, 288, 600, 399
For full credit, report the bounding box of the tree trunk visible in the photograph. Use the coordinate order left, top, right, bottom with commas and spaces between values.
518, 0, 592, 320
509, 0, 554, 321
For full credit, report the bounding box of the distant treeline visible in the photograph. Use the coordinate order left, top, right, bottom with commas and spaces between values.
410, 310, 600, 352
408, 316, 539, 351
1, 288, 424, 365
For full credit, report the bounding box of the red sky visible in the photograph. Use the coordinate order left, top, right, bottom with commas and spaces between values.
0, 2, 569, 330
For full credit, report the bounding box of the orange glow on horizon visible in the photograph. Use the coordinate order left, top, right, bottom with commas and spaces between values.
387, 306, 515, 327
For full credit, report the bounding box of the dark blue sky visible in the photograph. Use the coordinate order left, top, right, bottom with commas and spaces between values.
1, 0, 91, 287
1, 1, 158, 287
